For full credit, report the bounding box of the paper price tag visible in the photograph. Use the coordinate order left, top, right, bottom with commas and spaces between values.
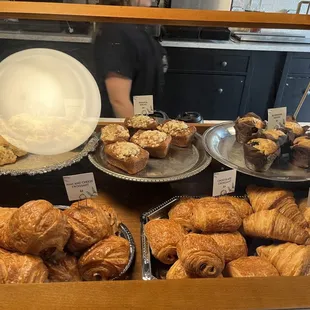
268, 107, 287, 130
63, 173, 98, 201
133, 95, 154, 115
213, 169, 237, 197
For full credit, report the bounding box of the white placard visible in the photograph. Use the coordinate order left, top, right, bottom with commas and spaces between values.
63, 173, 98, 201
268, 107, 287, 130
133, 95, 154, 115
212, 169, 237, 197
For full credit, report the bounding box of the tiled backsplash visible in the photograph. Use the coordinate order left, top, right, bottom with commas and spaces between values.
232, 0, 303, 12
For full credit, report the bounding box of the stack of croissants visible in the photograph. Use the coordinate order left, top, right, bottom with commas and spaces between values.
0, 199, 130, 284
145, 185, 310, 279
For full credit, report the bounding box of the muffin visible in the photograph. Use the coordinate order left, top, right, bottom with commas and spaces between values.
258, 129, 287, 147
130, 130, 172, 159
0, 146, 17, 166
234, 112, 265, 144
157, 120, 196, 148
291, 136, 310, 168
281, 116, 306, 143
0, 136, 27, 157
104, 141, 149, 175
124, 115, 157, 135
101, 124, 130, 145
243, 138, 280, 172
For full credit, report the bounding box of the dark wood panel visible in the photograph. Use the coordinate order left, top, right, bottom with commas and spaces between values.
289, 58, 310, 76
160, 73, 245, 119
166, 48, 250, 74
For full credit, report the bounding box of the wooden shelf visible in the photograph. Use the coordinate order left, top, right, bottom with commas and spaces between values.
0, 2, 310, 29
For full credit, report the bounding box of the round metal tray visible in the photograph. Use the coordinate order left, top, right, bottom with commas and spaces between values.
203, 122, 310, 182
0, 134, 99, 176
88, 134, 211, 183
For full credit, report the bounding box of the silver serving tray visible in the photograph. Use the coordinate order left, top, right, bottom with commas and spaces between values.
0, 134, 99, 176
88, 134, 211, 183
203, 122, 310, 182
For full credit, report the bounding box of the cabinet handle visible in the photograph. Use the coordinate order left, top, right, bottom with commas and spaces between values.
221, 61, 228, 67
218, 88, 224, 94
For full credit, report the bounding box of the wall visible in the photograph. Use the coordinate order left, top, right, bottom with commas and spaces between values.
232, 0, 303, 12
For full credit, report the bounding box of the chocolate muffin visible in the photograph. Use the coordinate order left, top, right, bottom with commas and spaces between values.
234, 113, 265, 144
244, 138, 280, 172
291, 136, 310, 169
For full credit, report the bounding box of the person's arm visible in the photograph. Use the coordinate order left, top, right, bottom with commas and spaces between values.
105, 72, 134, 118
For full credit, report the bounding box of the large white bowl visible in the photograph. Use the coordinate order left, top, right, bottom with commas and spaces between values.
0, 48, 101, 155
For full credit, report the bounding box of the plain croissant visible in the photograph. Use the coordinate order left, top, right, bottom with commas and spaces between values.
217, 196, 253, 219
246, 185, 293, 212
272, 195, 308, 229
0, 208, 16, 250
243, 209, 309, 245
144, 219, 185, 265
257, 243, 310, 276
177, 234, 225, 278
299, 198, 310, 225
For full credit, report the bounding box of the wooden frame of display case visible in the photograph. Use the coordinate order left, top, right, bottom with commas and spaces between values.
0, 2, 310, 29
0, 2, 310, 307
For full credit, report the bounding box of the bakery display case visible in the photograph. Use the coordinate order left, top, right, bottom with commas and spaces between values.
1, 3, 310, 310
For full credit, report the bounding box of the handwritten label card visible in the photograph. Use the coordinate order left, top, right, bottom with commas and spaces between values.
63, 173, 98, 201
133, 95, 154, 115
268, 107, 287, 130
212, 169, 237, 197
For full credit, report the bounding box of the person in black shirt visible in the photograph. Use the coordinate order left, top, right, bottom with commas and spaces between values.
95, 0, 165, 117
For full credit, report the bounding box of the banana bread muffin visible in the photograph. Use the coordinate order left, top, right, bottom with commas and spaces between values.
131, 130, 172, 159
157, 120, 196, 148
291, 136, 310, 168
100, 124, 130, 145
104, 141, 149, 175
124, 115, 157, 135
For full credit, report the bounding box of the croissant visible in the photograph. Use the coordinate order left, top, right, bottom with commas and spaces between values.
45, 254, 81, 282
192, 199, 242, 233
257, 243, 310, 276
208, 232, 248, 263
243, 209, 309, 245
166, 260, 190, 280
0, 248, 48, 284
246, 185, 293, 212
177, 234, 225, 278
64, 199, 119, 252
144, 219, 185, 265
299, 198, 310, 225
0, 208, 16, 250
168, 198, 197, 232
225, 256, 279, 278
217, 196, 253, 219
7, 200, 71, 256
78, 236, 130, 281
272, 195, 308, 229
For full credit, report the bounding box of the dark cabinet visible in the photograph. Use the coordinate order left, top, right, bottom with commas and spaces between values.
160, 73, 245, 119
277, 77, 310, 122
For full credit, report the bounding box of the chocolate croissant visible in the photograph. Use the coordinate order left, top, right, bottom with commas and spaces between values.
64, 199, 119, 253
0, 248, 48, 284
0, 208, 16, 250
45, 254, 81, 282
192, 199, 242, 233
177, 234, 225, 278
144, 219, 185, 265
168, 198, 197, 232
208, 232, 248, 263
257, 243, 310, 276
217, 196, 253, 219
78, 236, 130, 281
166, 260, 190, 280
7, 200, 71, 256
246, 185, 293, 212
243, 209, 309, 245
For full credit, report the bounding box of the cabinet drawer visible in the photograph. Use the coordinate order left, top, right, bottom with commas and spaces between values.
288, 58, 310, 75
277, 77, 310, 122
160, 73, 245, 120
166, 48, 250, 73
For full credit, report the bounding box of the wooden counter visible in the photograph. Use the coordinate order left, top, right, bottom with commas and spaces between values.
0, 124, 309, 309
